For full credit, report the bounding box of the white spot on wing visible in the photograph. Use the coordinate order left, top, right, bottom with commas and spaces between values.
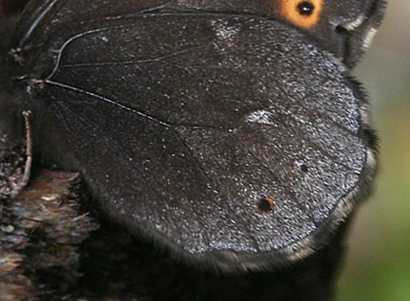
213, 22, 238, 40
210, 19, 240, 51
246, 110, 275, 125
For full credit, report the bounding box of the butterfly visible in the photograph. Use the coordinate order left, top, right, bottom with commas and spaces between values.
0, 0, 385, 272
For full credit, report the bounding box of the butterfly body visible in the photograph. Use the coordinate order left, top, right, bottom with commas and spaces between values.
0, 0, 384, 271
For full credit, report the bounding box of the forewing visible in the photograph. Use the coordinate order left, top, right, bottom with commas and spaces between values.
13, 0, 386, 69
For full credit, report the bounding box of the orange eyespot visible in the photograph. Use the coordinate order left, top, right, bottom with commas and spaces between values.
279, 0, 323, 29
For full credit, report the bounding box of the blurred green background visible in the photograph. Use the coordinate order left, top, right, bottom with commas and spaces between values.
337, 0, 410, 300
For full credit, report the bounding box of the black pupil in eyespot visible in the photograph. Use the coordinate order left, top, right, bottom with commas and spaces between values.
256, 197, 274, 213
297, 1, 315, 16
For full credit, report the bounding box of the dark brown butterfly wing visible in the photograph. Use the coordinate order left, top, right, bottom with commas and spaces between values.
16, 12, 375, 270
13, 0, 386, 67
